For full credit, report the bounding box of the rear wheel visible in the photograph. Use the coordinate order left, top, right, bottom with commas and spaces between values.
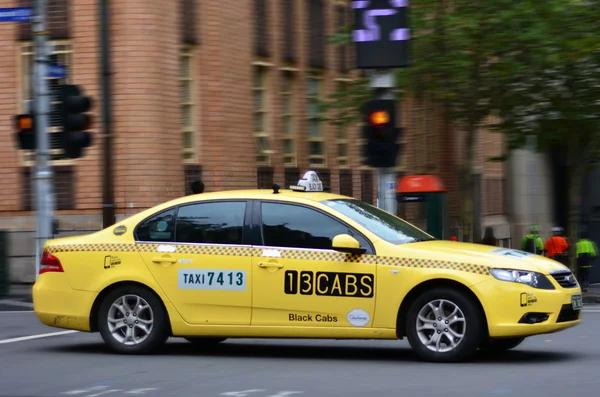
97, 285, 169, 354
405, 287, 485, 363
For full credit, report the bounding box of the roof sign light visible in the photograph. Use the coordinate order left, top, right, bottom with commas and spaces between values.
290, 170, 324, 192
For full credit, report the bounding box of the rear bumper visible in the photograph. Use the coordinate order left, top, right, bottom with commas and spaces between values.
472, 278, 582, 338
33, 273, 97, 332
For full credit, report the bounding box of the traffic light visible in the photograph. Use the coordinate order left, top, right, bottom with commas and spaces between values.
14, 113, 36, 150
362, 99, 401, 168
59, 84, 93, 159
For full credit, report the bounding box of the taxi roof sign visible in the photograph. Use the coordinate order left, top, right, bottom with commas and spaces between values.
290, 170, 324, 192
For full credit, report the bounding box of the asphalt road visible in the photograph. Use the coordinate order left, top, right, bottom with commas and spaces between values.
1, 301, 599, 397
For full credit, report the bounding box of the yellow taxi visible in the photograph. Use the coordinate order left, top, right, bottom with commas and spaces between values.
33, 171, 582, 362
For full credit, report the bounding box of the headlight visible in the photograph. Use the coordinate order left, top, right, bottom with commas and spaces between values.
490, 268, 555, 290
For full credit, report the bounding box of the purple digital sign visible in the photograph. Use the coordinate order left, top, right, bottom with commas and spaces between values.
352, 0, 410, 69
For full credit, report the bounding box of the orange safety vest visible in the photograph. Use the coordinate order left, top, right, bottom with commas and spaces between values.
544, 236, 568, 258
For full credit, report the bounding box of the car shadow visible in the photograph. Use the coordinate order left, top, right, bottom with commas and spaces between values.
40, 338, 580, 364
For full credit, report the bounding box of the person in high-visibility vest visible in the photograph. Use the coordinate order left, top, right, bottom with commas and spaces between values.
522, 225, 544, 254
544, 226, 569, 266
576, 231, 598, 292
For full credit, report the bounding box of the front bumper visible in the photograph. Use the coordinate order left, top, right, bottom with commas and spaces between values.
33, 273, 97, 332
472, 276, 582, 338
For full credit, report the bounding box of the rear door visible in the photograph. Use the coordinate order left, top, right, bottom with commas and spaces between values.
136, 200, 254, 325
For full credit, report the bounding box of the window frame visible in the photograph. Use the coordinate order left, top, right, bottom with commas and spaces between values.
253, 64, 273, 166
134, 199, 254, 247
180, 44, 196, 163
280, 69, 297, 167
253, 200, 375, 255
306, 73, 327, 168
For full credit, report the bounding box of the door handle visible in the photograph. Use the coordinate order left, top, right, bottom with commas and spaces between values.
259, 262, 283, 269
152, 256, 177, 264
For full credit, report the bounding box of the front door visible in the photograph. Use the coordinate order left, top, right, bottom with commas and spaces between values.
252, 201, 377, 328
136, 200, 253, 325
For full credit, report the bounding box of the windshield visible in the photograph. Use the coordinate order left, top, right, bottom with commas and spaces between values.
322, 199, 434, 245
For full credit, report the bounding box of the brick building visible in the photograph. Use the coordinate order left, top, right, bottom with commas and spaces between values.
0, 0, 511, 282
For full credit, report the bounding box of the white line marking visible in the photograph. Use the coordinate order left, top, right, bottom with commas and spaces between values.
0, 310, 34, 314
0, 330, 78, 344
0, 299, 34, 308
126, 389, 159, 395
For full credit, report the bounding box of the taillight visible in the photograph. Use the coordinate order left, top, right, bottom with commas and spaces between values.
40, 251, 64, 274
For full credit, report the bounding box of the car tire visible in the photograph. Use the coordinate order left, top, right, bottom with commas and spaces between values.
184, 337, 227, 345
479, 337, 526, 353
97, 285, 169, 354
405, 287, 485, 363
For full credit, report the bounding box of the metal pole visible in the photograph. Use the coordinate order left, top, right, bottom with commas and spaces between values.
100, 0, 115, 228
33, 0, 53, 279
527, 134, 537, 254
370, 69, 397, 215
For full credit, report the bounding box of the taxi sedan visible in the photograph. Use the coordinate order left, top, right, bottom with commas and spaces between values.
33, 175, 582, 362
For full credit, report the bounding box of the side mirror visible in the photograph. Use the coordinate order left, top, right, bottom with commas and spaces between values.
332, 234, 366, 255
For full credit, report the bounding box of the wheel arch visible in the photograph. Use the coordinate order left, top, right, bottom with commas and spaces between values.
89, 281, 172, 335
395, 278, 489, 339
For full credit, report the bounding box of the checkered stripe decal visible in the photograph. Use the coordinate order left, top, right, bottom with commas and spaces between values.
167, 244, 254, 256
46, 243, 137, 253
278, 249, 374, 264
44, 243, 490, 275
378, 256, 490, 275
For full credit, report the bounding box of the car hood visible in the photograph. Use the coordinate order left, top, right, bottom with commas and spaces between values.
395, 240, 569, 274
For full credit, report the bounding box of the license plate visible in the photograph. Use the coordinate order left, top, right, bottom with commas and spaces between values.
571, 294, 583, 310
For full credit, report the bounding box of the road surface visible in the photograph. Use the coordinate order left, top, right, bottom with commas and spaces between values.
1, 300, 599, 397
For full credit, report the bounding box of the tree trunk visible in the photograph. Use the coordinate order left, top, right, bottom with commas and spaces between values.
462, 124, 477, 243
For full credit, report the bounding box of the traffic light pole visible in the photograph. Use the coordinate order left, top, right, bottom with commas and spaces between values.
32, 0, 54, 279
369, 69, 397, 215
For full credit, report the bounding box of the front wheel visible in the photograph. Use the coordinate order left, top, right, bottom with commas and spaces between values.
97, 285, 169, 354
405, 287, 485, 363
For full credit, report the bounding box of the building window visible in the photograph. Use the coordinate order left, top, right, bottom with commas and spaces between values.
336, 81, 350, 167
307, 0, 326, 69
180, 0, 198, 44
361, 170, 374, 205
281, 71, 296, 166
184, 164, 202, 195
180, 46, 195, 162
19, 41, 72, 165
18, 0, 71, 40
306, 74, 326, 167
340, 169, 353, 197
282, 0, 295, 63
254, 0, 270, 57
284, 168, 300, 188
253, 66, 271, 165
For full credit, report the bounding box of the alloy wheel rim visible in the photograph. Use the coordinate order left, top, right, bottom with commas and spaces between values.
415, 299, 466, 353
107, 294, 154, 345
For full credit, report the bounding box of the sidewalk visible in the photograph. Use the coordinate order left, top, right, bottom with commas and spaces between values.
2, 282, 600, 304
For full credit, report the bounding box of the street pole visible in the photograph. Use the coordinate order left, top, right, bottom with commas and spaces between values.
527, 134, 538, 254
100, 0, 115, 228
32, 0, 54, 279
370, 69, 397, 215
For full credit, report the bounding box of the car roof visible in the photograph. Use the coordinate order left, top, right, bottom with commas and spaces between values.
151, 189, 351, 211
